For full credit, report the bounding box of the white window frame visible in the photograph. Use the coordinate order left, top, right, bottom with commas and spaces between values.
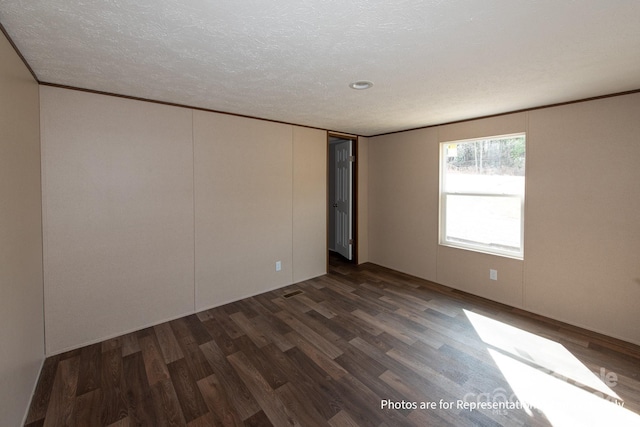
439, 133, 526, 260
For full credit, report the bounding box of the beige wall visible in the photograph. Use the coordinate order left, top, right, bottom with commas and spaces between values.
525, 95, 640, 343
368, 127, 439, 281
0, 33, 44, 425
194, 114, 329, 308
41, 87, 196, 354
194, 111, 294, 309
40, 88, 328, 353
357, 137, 369, 264
367, 98, 640, 345
293, 127, 327, 281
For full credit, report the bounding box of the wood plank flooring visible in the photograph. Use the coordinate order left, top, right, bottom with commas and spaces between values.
25, 255, 640, 426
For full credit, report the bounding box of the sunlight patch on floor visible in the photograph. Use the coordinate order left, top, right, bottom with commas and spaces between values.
464, 310, 618, 399
464, 310, 640, 426
488, 349, 637, 426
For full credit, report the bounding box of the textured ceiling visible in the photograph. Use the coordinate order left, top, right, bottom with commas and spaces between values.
1, 1, 639, 136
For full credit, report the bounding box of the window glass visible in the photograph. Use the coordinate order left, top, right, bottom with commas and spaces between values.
440, 134, 526, 258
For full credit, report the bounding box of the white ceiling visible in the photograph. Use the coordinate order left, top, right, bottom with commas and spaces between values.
1, 1, 639, 136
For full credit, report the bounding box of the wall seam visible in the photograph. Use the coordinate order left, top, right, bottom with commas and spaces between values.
39, 86, 48, 355
291, 126, 295, 284
191, 109, 197, 312
24, 79, 47, 427
435, 125, 440, 283
522, 111, 530, 309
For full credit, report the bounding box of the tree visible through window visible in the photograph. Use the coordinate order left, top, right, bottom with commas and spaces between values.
440, 134, 526, 259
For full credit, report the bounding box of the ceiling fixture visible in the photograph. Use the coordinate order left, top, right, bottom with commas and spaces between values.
349, 80, 374, 90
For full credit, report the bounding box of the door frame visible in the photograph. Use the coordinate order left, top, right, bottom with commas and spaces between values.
327, 132, 358, 265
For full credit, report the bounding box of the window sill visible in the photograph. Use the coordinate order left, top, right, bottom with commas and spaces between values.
439, 241, 524, 261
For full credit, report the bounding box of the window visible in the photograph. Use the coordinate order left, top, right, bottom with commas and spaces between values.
439, 133, 526, 259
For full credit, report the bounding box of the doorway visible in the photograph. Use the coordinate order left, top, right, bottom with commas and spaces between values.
328, 133, 357, 264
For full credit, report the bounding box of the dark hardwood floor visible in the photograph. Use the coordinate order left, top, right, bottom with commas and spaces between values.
25, 254, 640, 426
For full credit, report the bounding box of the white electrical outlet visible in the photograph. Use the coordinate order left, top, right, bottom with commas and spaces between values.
490, 269, 498, 281
276, 261, 282, 272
